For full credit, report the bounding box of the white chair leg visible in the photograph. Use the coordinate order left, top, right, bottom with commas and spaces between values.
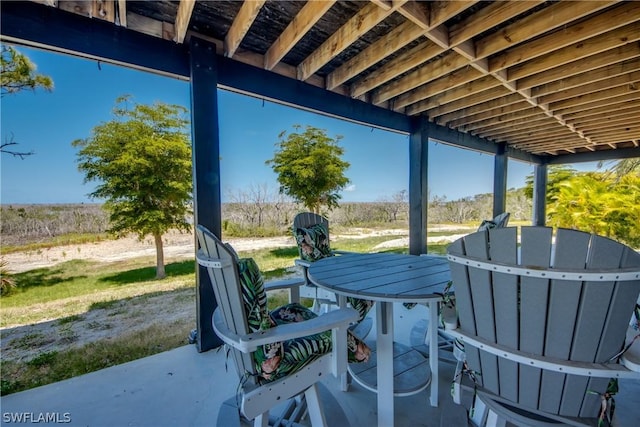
485, 409, 506, 427
470, 395, 488, 427
253, 412, 269, 427
305, 384, 327, 427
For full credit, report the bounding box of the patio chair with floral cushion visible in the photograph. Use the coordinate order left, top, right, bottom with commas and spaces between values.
292, 212, 374, 339
196, 225, 370, 427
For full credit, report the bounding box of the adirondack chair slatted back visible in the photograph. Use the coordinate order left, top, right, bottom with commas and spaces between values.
195, 225, 257, 386
448, 226, 640, 418
293, 213, 330, 255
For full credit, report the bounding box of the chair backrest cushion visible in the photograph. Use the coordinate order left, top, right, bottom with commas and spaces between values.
237, 257, 271, 332
294, 223, 332, 262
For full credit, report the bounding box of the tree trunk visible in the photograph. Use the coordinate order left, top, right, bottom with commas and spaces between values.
154, 232, 166, 279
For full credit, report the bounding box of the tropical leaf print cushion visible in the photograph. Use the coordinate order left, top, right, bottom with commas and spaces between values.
294, 223, 332, 262
237, 257, 371, 383
237, 257, 271, 332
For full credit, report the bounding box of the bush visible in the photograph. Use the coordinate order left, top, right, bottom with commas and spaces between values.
0, 259, 16, 296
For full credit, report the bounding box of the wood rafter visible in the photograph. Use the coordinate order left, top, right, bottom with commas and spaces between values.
18, 0, 640, 159
532, 58, 640, 98
117, 0, 126, 27
174, 0, 195, 44
264, 0, 335, 70
225, 0, 266, 58
297, 1, 399, 81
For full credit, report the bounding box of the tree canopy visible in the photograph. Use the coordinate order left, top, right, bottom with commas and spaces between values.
266, 125, 350, 213
1, 45, 53, 97
1, 45, 53, 158
73, 96, 192, 278
525, 162, 640, 248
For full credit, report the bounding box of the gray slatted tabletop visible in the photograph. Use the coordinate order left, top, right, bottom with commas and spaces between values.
308, 253, 451, 427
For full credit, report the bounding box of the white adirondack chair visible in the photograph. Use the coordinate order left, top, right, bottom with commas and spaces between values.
195, 225, 359, 427
292, 212, 338, 311
292, 212, 373, 339
413, 212, 511, 364
447, 226, 640, 426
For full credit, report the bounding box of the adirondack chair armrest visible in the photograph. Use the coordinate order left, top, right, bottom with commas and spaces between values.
448, 329, 640, 380
264, 277, 306, 304
213, 307, 360, 353
263, 277, 306, 292
621, 326, 640, 372
294, 259, 311, 269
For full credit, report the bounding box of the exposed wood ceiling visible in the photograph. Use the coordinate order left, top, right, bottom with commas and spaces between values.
25, 1, 640, 157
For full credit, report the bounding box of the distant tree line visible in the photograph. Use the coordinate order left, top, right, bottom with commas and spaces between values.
3, 162, 638, 249
1, 204, 109, 245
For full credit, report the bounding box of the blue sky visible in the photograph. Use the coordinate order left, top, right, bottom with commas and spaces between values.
1, 46, 601, 205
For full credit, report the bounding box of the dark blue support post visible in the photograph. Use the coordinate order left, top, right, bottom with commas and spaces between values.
190, 37, 223, 352
493, 142, 508, 217
532, 163, 548, 226
409, 118, 429, 255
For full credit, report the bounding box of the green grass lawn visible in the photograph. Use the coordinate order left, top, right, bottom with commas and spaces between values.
0, 234, 450, 395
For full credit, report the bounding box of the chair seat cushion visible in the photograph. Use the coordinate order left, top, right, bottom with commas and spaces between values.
237, 257, 371, 383
253, 303, 371, 383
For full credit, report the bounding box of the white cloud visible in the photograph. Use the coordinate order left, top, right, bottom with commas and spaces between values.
344, 184, 356, 192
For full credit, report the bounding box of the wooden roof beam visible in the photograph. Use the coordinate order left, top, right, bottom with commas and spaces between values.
489, 2, 639, 73
552, 92, 640, 116
570, 113, 640, 131
517, 44, 640, 90
117, 0, 126, 27
403, 75, 502, 114
264, 0, 335, 71
465, 109, 548, 134
449, 1, 616, 148
373, 51, 468, 104
387, 1, 544, 111
297, 1, 400, 81
476, 1, 616, 60
225, 0, 266, 58
541, 71, 640, 106
174, 0, 195, 44
326, 20, 424, 90
344, 1, 483, 97
351, 40, 444, 98
445, 101, 532, 128
573, 114, 640, 132
508, 21, 640, 83
562, 99, 640, 121
423, 86, 512, 118
532, 58, 640, 98
392, 67, 484, 110
434, 93, 524, 125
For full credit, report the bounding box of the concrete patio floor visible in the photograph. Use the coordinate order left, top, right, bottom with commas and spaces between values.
2, 304, 638, 427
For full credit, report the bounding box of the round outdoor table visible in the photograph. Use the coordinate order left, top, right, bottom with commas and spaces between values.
308, 252, 451, 427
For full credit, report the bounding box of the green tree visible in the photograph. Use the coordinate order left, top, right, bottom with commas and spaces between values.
600, 158, 640, 181
1, 45, 54, 158
547, 172, 640, 248
73, 96, 192, 279
1, 45, 53, 97
266, 125, 350, 213
524, 164, 576, 204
